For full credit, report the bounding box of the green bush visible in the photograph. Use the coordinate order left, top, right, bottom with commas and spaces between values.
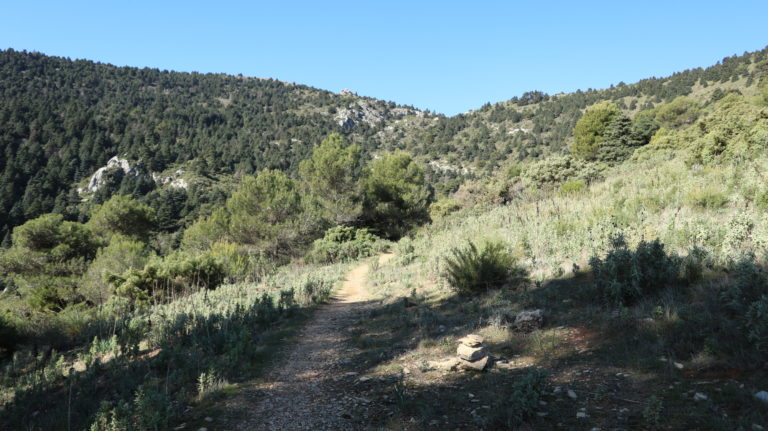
0, 312, 19, 354
491, 370, 548, 428
746, 295, 768, 352
443, 240, 526, 295
522, 155, 603, 188
108, 251, 226, 307
429, 198, 461, 220
305, 226, 384, 264
558, 180, 586, 196
684, 186, 728, 210
589, 236, 679, 306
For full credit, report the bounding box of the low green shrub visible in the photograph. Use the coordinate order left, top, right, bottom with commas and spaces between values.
558, 180, 587, 196
490, 370, 548, 428
305, 226, 385, 264
429, 198, 461, 220
684, 186, 729, 210
589, 236, 679, 306
443, 240, 527, 295
107, 251, 226, 307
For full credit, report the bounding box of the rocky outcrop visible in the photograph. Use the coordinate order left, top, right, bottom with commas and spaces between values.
334, 99, 422, 130
85, 156, 141, 192
83, 158, 189, 194
152, 169, 189, 190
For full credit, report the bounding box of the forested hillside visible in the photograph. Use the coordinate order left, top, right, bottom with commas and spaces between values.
397, 47, 767, 169
0, 49, 427, 240
3, 47, 768, 242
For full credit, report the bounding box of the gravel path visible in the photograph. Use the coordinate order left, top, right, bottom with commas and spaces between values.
226, 254, 393, 430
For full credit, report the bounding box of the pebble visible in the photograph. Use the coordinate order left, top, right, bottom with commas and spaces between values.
755, 391, 768, 404
204, 417, 213, 423
694, 392, 708, 401
576, 411, 588, 419
568, 389, 578, 399
674, 362, 684, 370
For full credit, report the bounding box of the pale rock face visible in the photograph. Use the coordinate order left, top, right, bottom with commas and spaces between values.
86, 156, 139, 192
85, 157, 189, 194
152, 168, 188, 189
333, 99, 421, 129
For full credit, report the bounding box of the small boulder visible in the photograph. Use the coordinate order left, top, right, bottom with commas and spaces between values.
428, 358, 460, 371
512, 309, 544, 332
457, 343, 488, 362
460, 355, 489, 371
458, 334, 484, 347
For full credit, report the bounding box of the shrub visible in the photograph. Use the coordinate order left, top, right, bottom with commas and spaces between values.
684, 186, 728, 210
429, 198, 461, 220
490, 370, 548, 428
443, 240, 526, 295
305, 226, 384, 264
0, 312, 19, 354
589, 236, 679, 306
745, 295, 768, 352
522, 155, 603, 188
558, 180, 586, 196
108, 251, 226, 306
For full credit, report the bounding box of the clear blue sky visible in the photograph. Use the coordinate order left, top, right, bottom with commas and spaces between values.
2, 1, 767, 115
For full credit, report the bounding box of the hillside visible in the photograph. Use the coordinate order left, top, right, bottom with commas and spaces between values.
0, 48, 429, 239
1, 45, 768, 430
2, 47, 767, 240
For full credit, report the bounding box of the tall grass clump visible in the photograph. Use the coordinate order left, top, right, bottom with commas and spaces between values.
443, 240, 527, 295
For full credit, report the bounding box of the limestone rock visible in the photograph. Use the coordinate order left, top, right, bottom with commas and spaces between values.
458, 334, 484, 347
457, 343, 488, 362
86, 156, 140, 192
428, 357, 460, 371
512, 309, 544, 332
460, 355, 489, 371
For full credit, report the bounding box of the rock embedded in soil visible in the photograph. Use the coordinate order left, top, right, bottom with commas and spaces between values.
512, 309, 544, 332
460, 355, 490, 371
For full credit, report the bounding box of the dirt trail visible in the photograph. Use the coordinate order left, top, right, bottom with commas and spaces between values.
226, 254, 393, 430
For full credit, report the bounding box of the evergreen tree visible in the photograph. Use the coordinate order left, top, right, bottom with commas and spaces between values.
298, 133, 363, 226
362, 152, 433, 239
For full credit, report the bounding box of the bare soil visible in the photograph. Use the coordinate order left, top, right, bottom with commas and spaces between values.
222, 254, 394, 430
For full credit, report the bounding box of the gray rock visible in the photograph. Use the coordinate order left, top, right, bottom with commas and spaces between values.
512, 309, 544, 332
457, 343, 488, 361
694, 392, 708, 401
458, 334, 484, 347
567, 389, 578, 399
460, 355, 489, 371
755, 391, 768, 404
